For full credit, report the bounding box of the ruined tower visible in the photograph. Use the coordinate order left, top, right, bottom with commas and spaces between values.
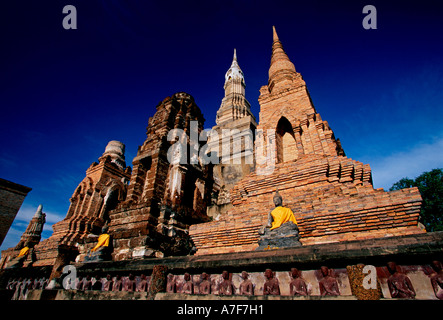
207, 49, 257, 217
0, 204, 46, 269
30, 141, 130, 272
189, 27, 424, 255
16, 204, 46, 250
108, 92, 214, 260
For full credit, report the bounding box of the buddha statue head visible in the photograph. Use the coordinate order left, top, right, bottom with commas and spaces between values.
273, 190, 283, 207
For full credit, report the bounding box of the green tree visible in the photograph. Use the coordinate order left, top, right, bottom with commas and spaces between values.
390, 168, 443, 232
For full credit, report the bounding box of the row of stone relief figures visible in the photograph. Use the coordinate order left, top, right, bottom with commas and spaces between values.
168, 268, 339, 296
4, 268, 336, 296
6, 277, 49, 300
26, 267, 339, 296
69, 261, 443, 299
5, 261, 443, 299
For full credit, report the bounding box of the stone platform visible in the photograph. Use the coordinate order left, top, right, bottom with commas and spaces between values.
74, 231, 443, 275
2, 232, 442, 300
69, 231, 443, 300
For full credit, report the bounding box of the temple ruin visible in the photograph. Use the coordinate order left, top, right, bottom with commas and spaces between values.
1, 27, 442, 301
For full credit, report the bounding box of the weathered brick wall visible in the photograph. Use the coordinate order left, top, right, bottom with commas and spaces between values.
0, 179, 31, 247
189, 155, 423, 255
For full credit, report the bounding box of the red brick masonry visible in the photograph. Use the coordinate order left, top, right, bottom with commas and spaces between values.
190, 155, 423, 255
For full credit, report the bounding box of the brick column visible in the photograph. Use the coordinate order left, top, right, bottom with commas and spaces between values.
148, 265, 168, 300
347, 264, 382, 300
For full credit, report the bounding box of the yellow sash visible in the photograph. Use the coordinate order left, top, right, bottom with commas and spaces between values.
17, 246, 30, 257
91, 234, 110, 252
270, 206, 297, 230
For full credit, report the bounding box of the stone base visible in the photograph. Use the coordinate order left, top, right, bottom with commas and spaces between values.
256, 221, 301, 250
4, 256, 26, 269
83, 250, 112, 263
154, 292, 357, 300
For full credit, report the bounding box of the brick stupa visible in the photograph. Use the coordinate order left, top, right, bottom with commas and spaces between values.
189, 27, 424, 255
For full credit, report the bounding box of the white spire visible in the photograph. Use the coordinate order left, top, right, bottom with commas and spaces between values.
225, 48, 244, 84
33, 204, 43, 218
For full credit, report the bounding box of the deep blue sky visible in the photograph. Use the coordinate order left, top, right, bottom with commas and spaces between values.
1, 0, 442, 252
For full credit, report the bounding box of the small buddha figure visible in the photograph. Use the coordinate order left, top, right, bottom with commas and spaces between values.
124, 273, 137, 292
34, 278, 42, 290
387, 262, 415, 299
167, 274, 177, 293
199, 272, 211, 294
12, 278, 23, 300
6, 242, 32, 269
112, 275, 123, 291
289, 268, 308, 296
239, 271, 254, 296
83, 275, 93, 291
92, 276, 103, 290
430, 260, 443, 300
182, 272, 194, 294
263, 269, 280, 295
219, 271, 235, 295
318, 266, 340, 296
103, 274, 114, 291
137, 274, 149, 292
76, 276, 85, 290
26, 277, 35, 291
18, 278, 29, 300
7, 278, 17, 290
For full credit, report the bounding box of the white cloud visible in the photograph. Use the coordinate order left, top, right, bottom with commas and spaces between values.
370, 137, 443, 190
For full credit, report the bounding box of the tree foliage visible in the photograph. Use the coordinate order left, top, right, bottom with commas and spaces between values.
390, 168, 443, 232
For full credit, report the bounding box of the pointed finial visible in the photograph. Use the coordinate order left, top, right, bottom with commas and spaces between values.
33, 204, 43, 218
233, 48, 237, 61
268, 25, 296, 82
272, 26, 279, 42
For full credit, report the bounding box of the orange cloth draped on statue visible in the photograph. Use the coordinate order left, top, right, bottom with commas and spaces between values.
91, 234, 110, 252
17, 246, 30, 257
270, 206, 297, 230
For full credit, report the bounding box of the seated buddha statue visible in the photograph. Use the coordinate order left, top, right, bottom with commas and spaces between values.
6, 242, 32, 269
256, 190, 301, 250
84, 224, 112, 262
266, 190, 297, 230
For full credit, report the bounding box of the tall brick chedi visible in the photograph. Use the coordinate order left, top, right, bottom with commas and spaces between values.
189, 27, 424, 255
